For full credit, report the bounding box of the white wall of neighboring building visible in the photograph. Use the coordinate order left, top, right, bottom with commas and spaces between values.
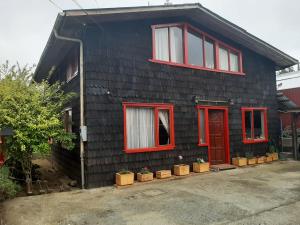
277, 70, 300, 90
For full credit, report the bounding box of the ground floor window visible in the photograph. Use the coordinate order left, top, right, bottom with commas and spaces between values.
197, 107, 209, 146
123, 103, 175, 153
242, 107, 268, 143
63, 108, 72, 133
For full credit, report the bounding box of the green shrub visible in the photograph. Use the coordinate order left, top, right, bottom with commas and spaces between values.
0, 166, 21, 201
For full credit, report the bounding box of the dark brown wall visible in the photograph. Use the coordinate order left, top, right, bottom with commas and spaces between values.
82, 17, 280, 188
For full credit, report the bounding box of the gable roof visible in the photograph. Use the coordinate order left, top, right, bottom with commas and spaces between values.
34, 3, 298, 81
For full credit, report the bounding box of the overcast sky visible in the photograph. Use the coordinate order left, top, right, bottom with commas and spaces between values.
1, 0, 299, 68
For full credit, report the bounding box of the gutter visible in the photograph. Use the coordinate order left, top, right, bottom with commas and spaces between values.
53, 28, 86, 189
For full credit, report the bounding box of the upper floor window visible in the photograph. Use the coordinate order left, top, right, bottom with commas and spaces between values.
241, 107, 268, 144
151, 23, 244, 75
66, 50, 79, 82
123, 103, 175, 153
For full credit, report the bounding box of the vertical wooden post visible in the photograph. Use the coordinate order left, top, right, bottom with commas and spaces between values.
291, 113, 299, 160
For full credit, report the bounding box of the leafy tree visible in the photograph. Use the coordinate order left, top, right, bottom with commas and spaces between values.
0, 61, 75, 193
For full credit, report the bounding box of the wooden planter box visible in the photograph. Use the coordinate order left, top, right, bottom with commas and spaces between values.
256, 156, 266, 164
247, 158, 257, 165
137, 172, 153, 182
232, 157, 247, 167
156, 170, 172, 179
115, 172, 134, 186
268, 153, 279, 161
193, 162, 210, 173
265, 155, 273, 163
174, 164, 190, 176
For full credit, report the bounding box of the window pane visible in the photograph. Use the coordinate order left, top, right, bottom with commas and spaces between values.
219, 47, 229, 70
254, 110, 265, 139
158, 109, 170, 145
64, 109, 72, 133
126, 108, 155, 149
155, 28, 169, 61
187, 30, 203, 66
204, 39, 215, 69
199, 109, 206, 143
245, 111, 252, 139
170, 27, 183, 63
230, 52, 239, 72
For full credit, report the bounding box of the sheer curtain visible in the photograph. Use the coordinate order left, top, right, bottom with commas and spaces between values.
159, 110, 169, 133
204, 39, 215, 69
230, 52, 239, 72
170, 27, 183, 63
219, 47, 229, 70
155, 28, 169, 61
126, 108, 155, 149
159, 110, 170, 144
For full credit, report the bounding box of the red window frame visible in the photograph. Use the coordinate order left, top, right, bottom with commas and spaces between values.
150, 23, 244, 76
123, 102, 175, 153
241, 107, 268, 144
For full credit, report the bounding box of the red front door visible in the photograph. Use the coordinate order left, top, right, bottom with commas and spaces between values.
209, 110, 226, 165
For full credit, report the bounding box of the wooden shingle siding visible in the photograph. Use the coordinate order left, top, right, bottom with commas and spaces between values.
49, 47, 82, 183
83, 18, 279, 188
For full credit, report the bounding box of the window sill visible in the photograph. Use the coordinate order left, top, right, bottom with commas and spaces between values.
243, 139, 268, 144
149, 59, 246, 76
198, 143, 209, 147
124, 145, 175, 154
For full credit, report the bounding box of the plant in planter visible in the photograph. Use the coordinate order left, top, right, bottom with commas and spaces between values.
193, 158, 210, 173
137, 167, 153, 182
245, 152, 256, 165
115, 169, 134, 186
232, 153, 247, 167
156, 170, 172, 179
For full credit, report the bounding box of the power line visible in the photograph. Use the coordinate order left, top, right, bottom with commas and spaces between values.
48, 0, 64, 11
71, 0, 104, 32
94, 0, 99, 8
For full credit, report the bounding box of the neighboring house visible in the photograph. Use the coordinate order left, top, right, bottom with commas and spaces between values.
277, 70, 300, 131
34, 4, 298, 188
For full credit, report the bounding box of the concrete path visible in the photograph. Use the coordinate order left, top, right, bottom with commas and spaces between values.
1, 161, 300, 225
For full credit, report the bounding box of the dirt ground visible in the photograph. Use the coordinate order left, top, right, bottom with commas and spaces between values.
1, 160, 300, 225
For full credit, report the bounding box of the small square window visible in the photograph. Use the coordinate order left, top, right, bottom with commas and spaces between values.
242, 108, 268, 144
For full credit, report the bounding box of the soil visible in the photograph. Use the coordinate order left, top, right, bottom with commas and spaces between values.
16, 158, 79, 197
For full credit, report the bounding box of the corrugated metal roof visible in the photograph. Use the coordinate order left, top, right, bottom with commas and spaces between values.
34, 3, 298, 81
277, 92, 300, 112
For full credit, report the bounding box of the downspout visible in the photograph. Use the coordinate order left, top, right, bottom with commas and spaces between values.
53, 29, 86, 189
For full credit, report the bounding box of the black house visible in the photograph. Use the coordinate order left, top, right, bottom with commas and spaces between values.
34, 4, 298, 188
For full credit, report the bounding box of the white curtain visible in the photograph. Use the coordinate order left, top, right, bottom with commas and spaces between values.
170, 27, 183, 63
155, 28, 169, 61
230, 52, 239, 72
219, 47, 229, 70
204, 40, 215, 69
159, 110, 169, 134
126, 108, 155, 149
